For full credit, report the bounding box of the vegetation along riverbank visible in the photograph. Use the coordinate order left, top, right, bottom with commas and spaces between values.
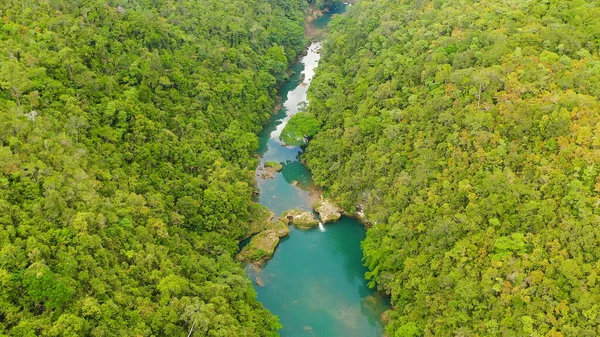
301, 0, 600, 336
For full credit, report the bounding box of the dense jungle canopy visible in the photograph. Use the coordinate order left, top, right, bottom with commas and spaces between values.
304, 0, 600, 336
0, 0, 313, 335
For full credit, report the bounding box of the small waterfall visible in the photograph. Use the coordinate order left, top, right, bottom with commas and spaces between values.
318, 221, 325, 232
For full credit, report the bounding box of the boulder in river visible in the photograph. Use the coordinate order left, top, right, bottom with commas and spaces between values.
264, 161, 283, 171
259, 161, 283, 179
313, 198, 342, 224
281, 209, 319, 229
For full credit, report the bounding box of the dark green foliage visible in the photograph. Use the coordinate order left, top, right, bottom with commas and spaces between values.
305, 0, 600, 336
0, 0, 308, 335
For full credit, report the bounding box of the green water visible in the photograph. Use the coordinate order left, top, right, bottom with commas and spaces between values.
250, 5, 390, 336
311, 4, 348, 31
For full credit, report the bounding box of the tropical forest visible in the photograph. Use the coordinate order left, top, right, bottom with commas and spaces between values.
1, 0, 599, 336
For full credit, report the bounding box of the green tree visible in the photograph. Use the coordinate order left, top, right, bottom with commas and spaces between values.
280, 112, 322, 146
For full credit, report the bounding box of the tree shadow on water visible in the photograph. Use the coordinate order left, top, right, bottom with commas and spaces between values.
281, 160, 313, 189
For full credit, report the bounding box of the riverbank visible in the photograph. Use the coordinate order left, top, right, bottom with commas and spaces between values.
304, 4, 347, 40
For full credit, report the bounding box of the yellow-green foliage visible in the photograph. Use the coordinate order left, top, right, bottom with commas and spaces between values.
264, 161, 284, 171
306, 0, 600, 336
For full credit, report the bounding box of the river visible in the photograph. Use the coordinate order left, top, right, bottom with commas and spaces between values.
247, 5, 390, 336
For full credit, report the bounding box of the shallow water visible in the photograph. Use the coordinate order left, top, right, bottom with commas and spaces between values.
250, 6, 389, 336
255, 41, 321, 215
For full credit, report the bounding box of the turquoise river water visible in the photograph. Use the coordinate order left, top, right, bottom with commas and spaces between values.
247, 5, 390, 337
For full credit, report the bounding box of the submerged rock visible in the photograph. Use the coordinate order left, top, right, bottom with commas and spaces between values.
281, 209, 319, 229
361, 294, 383, 312
313, 198, 342, 224
237, 220, 291, 265
255, 276, 265, 287
250, 264, 262, 273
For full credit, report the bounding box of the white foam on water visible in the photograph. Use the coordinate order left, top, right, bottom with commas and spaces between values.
271, 42, 322, 143
318, 222, 325, 232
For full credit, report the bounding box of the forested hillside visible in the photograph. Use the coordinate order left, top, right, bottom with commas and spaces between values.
305, 0, 600, 336
0, 0, 307, 335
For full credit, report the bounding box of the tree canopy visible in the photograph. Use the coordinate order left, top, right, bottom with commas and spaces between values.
280, 112, 321, 146
0, 0, 309, 335
305, 0, 600, 336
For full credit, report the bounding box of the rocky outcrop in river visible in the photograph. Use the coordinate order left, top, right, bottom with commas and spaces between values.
281, 209, 319, 229
313, 198, 342, 224
258, 161, 283, 179
237, 221, 290, 265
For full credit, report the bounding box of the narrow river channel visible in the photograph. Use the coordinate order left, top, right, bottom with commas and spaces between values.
247, 5, 390, 336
